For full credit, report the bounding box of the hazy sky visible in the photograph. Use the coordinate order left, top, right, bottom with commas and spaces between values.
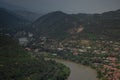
1, 0, 120, 13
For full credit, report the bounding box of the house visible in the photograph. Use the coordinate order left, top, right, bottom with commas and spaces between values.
25, 47, 31, 51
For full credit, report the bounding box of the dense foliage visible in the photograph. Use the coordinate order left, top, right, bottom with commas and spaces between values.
0, 35, 70, 80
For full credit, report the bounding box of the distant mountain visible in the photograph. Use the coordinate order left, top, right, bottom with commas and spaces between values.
0, 1, 42, 22
0, 8, 24, 25
0, 1, 43, 22
32, 10, 120, 40
0, 8, 27, 35
14, 10, 42, 22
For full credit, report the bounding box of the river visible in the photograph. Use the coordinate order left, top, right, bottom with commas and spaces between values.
55, 59, 97, 80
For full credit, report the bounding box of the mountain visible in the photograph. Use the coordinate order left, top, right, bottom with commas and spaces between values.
14, 10, 42, 22
0, 1, 43, 22
32, 10, 120, 40
81, 9, 120, 40
0, 8, 27, 35
0, 8, 25, 25
31, 11, 81, 39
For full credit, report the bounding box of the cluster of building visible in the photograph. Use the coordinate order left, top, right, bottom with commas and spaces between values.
61, 40, 120, 80
22, 37, 120, 80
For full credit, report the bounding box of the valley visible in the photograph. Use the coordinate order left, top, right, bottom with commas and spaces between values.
28, 37, 120, 80
0, 5, 120, 80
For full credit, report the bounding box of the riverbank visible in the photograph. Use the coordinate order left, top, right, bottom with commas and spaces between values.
54, 59, 97, 80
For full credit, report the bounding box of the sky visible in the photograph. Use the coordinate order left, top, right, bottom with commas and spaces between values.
1, 0, 120, 14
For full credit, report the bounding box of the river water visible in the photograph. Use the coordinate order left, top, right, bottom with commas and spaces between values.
55, 59, 97, 80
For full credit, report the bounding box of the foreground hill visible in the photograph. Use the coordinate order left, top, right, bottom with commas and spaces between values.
0, 35, 70, 80
32, 9, 120, 40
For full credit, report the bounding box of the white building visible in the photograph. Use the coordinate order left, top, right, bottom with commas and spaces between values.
19, 37, 28, 46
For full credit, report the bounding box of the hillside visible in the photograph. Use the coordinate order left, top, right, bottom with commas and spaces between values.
0, 35, 70, 80
0, 8, 24, 26
14, 10, 42, 22
31, 11, 78, 39
32, 9, 120, 40
0, 8, 29, 35
0, 1, 42, 22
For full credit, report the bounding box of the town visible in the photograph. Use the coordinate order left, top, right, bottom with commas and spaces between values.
20, 36, 120, 80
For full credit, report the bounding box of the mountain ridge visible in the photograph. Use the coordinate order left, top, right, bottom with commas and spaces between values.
31, 9, 120, 40
0, 8, 28, 35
